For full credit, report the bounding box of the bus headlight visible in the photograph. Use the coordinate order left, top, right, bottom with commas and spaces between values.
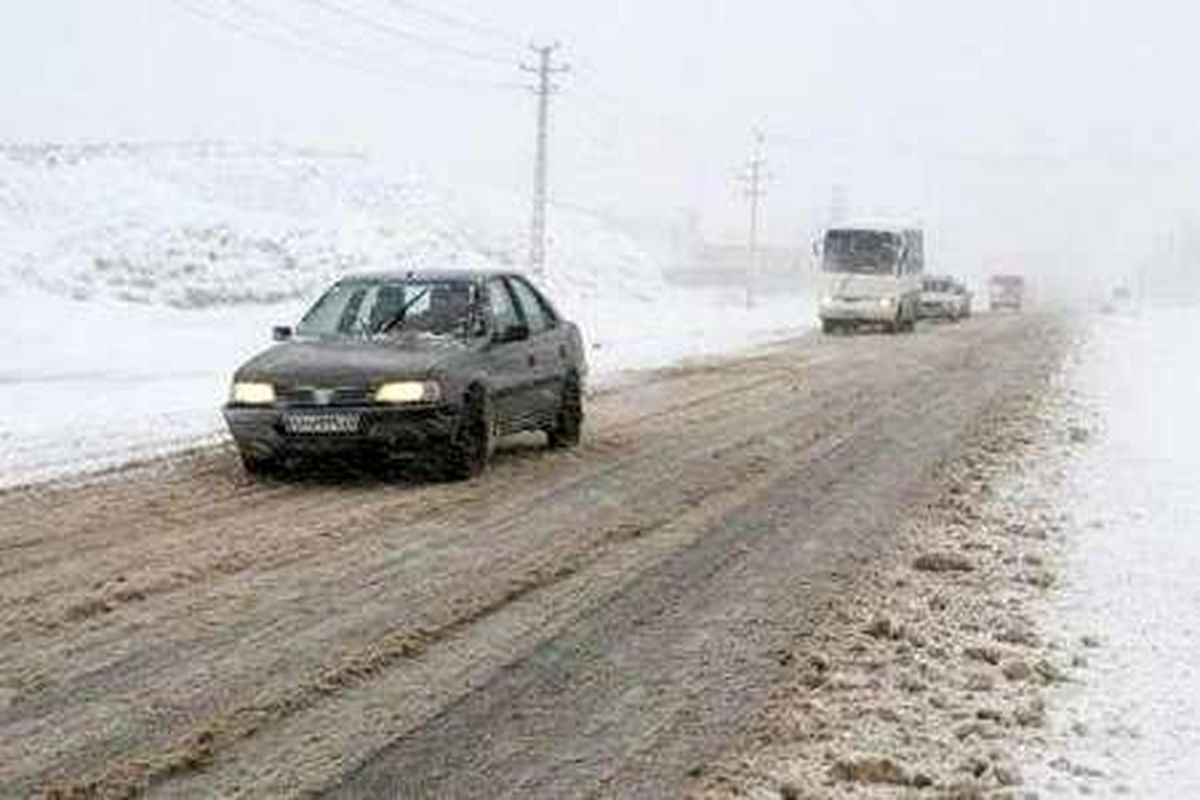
879, 296, 896, 308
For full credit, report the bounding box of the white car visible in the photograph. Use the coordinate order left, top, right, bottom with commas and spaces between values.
919, 276, 971, 321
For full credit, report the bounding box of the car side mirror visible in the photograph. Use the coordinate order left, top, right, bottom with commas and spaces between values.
493, 323, 530, 344
273, 325, 293, 342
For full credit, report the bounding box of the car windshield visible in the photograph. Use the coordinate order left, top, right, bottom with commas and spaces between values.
823, 230, 902, 275
295, 277, 480, 339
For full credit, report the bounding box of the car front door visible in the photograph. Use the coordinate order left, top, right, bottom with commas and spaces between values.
507, 276, 568, 426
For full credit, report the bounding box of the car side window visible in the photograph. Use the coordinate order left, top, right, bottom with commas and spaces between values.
525, 278, 559, 326
487, 278, 521, 334
507, 277, 554, 335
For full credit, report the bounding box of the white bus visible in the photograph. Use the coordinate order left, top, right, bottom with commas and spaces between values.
817, 223, 924, 334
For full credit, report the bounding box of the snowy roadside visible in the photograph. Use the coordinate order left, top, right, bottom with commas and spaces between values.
0, 288, 305, 487
693, 307, 1200, 799
1022, 308, 1200, 797
0, 285, 815, 488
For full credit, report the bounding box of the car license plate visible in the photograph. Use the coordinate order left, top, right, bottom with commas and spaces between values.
283, 413, 360, 435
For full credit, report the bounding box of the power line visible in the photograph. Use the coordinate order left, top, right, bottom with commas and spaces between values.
379, 0, 525, 47
170, 0, 521, 91
299, 0, 516, 66
569, 67, 699, 151
224, 0, 518, 88
542, 66, 712, 195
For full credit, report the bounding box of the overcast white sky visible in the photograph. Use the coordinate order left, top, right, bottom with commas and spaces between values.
4, 0, 1200, 291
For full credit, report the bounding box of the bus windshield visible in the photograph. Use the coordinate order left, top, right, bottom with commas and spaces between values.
823, 230, 902, 275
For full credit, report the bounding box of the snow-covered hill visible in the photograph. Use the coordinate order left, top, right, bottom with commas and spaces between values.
0, 141, 665, 310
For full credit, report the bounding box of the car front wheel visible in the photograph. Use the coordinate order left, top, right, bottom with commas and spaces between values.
239, 450, 280, 479
547, 373, 583, 449
442, 388, 494, 480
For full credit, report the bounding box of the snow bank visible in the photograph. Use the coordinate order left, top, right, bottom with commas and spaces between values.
1027, 307, 1200, 796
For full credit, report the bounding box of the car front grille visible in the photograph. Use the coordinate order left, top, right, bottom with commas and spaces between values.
276, 386, 374, 407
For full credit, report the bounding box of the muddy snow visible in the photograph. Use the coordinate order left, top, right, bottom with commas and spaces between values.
695, 354, 1070, 798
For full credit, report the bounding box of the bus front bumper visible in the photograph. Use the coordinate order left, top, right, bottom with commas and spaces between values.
819, 297, 900, 323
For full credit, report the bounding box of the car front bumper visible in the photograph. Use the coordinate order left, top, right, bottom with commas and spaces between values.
224, 402, 460, 461
920, 300, 958, 317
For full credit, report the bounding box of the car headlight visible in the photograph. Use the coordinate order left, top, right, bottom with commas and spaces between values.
820, 294, 834, 305
231, 381, 276, 405
374, 380, 442, 404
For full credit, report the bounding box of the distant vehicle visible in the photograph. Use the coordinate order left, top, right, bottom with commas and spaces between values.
818, 223, 924, 334
920, 275, 972, 321
224, 270, 587, 479
1101, 285, 1134, 315
988, 274, 1025, 312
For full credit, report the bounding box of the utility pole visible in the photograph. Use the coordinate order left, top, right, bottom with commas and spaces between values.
828, 182, 848, 226
521, 43, 569, 280
738, 128, 768, 308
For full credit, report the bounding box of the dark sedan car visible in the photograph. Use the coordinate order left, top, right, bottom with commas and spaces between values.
224, 269, 587, 479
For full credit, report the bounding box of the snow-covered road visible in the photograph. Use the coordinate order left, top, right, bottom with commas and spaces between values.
1030, 307, 1200, 797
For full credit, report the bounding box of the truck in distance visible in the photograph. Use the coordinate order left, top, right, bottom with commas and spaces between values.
987, 274, 1025, 312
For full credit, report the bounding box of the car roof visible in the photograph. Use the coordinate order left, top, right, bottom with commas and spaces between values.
828, 218, 921, 235
339, 268, 522, 283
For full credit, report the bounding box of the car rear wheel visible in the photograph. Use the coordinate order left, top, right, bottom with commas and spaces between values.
546, 373, 583, 449
441, 387, 493, 480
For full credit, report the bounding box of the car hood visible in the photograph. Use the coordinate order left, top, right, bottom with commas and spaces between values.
235, 336, 467, 386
